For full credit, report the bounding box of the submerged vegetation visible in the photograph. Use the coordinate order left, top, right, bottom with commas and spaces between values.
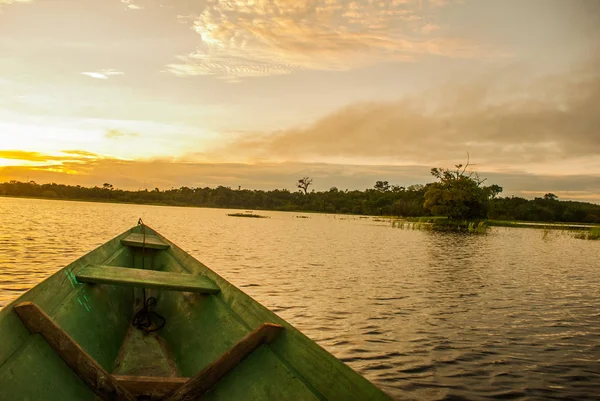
391, 218, 489, 234
227, 212, 269, 218
574, 227, 600, 240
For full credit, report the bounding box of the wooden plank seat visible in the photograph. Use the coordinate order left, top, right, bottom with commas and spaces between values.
121, 233, 169, 250
76, 265, 220, 294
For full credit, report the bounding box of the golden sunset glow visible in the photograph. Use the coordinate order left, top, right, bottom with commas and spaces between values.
0, 0, 599, 201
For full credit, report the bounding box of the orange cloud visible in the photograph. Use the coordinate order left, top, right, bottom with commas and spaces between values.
215, 53, 600, 170
121, 0, 142, 10
0, 150, 99, 163
0, 0, 31, 4
421, 23, 440, 34
428, 0, 449, 7
61, 150, 99, 157
167, 0, 507, 80
81, 69, 124, 80
105, 129, 138, 139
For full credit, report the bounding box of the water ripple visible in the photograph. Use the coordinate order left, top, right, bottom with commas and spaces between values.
1, 197, 600, 400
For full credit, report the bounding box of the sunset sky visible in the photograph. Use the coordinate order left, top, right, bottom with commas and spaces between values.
1, 0, 599, 201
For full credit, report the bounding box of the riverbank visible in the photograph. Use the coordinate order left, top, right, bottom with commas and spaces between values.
385, 216, 600, 239
2, 194, 600, 235
2, 180, 600, 225
397, 216, 599, 230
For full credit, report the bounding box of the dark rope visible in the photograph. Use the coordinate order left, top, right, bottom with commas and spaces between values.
132, 219, 166, 333
132, 296, 165, 333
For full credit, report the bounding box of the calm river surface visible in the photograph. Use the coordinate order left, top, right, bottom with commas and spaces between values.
1, 197, 599, 400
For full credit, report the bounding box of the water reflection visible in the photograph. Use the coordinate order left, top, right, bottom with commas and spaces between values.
1, 197, 599, 400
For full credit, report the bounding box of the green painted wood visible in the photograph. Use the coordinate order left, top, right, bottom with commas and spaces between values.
150, 226, 393, 401
51, 246, 135, 372
202, 345, 322, 401
155, 284, 255, 377
113, 327, 176, 377
0, 230, 135, 400
166, 323, 284, 401
76, 265, 220, 293
0, 334, 96, 401
121, 233, 169, 250
114, 375, 188, 398
0, 230, 133, 367
0, 229, 136, 401
0, 224, 392, 400
13, 302, 136, 401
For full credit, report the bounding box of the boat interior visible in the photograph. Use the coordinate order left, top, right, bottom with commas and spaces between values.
0, 224, 389, 401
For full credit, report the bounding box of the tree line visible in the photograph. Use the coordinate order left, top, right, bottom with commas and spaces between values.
0, 173, 598, 224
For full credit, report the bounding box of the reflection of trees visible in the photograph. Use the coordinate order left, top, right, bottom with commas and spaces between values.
421, 232, 489, 300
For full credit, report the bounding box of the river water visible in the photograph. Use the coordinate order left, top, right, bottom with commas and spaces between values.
1, 197, 599, 400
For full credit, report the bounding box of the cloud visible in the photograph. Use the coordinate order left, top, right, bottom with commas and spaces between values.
81, 69, 124, 80
105, 129, 138, 139
218, 54, 600, 169
121, 0, 142, 10
0, 0, 31, 4
421, 23, 440, 34
61, 150, 99, 157
427, 0, 450, 8
167, 0, 506, 80
0, 150, 99, 163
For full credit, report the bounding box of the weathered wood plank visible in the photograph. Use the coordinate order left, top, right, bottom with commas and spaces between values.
13, 302, 136, 401
165, 323, 284, 401
121, 233, 169, 250
76, 265, 220, 293
114, 375, 188, 398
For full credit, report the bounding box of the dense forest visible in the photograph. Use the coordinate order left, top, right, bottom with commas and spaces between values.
1, 178, 599, 224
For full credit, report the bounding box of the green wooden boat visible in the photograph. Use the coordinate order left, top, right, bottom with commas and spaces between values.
0, 223, 392, 400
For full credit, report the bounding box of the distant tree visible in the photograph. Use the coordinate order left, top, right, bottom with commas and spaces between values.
102, 183, 113, 190
424, 158, 501, 219
297, 177, 313, 195
374, 180, 390, 192
487, 184, 503, 199
544, 193, 558, 201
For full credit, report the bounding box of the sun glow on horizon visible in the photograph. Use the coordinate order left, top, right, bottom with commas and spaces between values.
0, 0, 598, 202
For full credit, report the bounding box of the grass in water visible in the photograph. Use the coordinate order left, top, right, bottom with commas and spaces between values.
433, 219, 488, 233
541, 227, 550, 239
574, 227, 600, 240
391, 217, 434, 231
227, 213, 269, 218
391, 218, 488, 234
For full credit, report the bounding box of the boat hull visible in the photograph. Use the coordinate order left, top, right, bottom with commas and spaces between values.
0, 225, 392, 400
